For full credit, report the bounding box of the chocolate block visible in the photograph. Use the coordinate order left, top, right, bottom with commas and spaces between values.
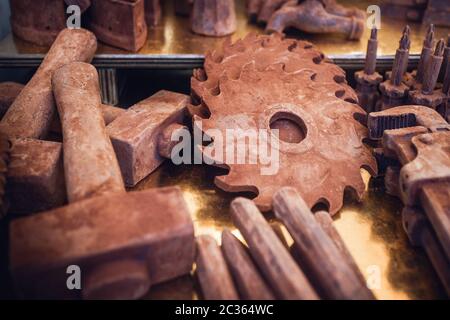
107, 90, 189, 187
10, 186, 195, 299
7, 138, 66, 215
89, 0, 148, 52
10, 0, 67, 46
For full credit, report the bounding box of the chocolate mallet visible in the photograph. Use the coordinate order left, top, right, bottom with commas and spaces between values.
230, 197, 318, 300
9, 62, 195, 299
273, 187, 375, 300
0, 29, 97, 139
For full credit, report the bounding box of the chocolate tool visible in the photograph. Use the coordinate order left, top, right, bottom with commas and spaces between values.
196, 235, 239, 300
230, 197, 319, 299
9, 62, 195, 299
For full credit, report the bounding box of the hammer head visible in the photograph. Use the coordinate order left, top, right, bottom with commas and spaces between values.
10, 186, 195, 299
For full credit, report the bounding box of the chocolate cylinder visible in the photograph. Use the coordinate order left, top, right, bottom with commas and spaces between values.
0, 29, 97, 139
52, 62, 124, 203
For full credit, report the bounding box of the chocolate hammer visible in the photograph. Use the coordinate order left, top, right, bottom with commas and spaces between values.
10, 62, 195, 299
0, 29, 97, 139
273, 187, 375, 300
0, 82, 125, 135
230, 197, 318, 300
107, 91, 189, 187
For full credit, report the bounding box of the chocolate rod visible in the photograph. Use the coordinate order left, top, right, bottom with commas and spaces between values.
221, 230, 275, 300
416, 24, 434, 84
314, 211, 368, 288
0, 29, 97, 139
196, 235, 239, 300
231, 197, 318, 300
391, 26, 411, 86
364, 27, 378, 75
52, 62, 124, 203
273, 188, 375, 300
422, 39, 445, 95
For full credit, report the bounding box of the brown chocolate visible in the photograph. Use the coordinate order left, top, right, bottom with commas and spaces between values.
231, 197, 318, 300
10, 186, 195, 299
107, 90, 189, 187
10, 0, 66, 46
221, 230, 275, 300
273, 188, 375, 300
88, 0, 147, 52
191, 33, 376, 214
423, 0, 450, 28
0, 29, 97, 139
196, 235, 239, 300
145, 0, 162, 27
7, 138, 66, 215
64, 0, 92, 13
266, 0, 365, 40
191, 0, 237, 37
52, 62, 124, 203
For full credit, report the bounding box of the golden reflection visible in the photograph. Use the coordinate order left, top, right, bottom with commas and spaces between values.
2, 0, 449, 56
134, 163, 446, 300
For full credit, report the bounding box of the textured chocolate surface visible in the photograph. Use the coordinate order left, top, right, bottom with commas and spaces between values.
10, 186, 195, 299
0, 29, 97, 139
7, 138, 66, 215
52, 62, 124, 203
107, 90, 189, 187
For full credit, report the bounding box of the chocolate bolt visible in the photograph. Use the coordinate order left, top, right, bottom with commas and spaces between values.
191, 0, 237, 37
88, 0, 147, 52
52, 62, 124, 202
409, 39, 447, 109
196, 235, 239, 300
266, 0, 364, 40
355, 28, 383, 113
379, 27, 411, 110
230, 197, 318, 300
221, 230, 275, 300
314, 211, 368, 288
0, 29, 97, 139
402, 207, 450, 296
273, 188, 375, 300
107, 91, 189, 187
10, 63, 195, 299
415, 24, 435, 86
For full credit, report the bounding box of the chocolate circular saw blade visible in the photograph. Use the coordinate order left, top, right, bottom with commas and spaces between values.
190, 34, 377, 215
